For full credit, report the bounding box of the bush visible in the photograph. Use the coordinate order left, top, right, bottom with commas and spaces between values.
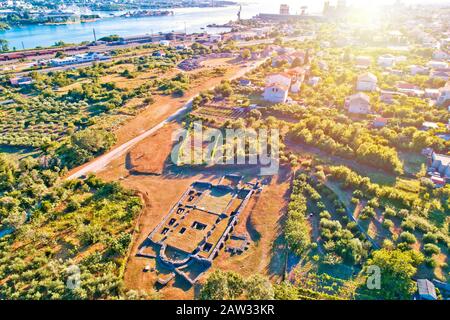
320, 211, 332, 219
423, 243, 440, 256
317, 202, 326, 211
401, 220, 416, 232
382, 219, 394, 230
383, 207, 396, 218
367, 198, 379, 208
425, 257, 437, 268
360, 206, 376, 220
399, 231, 417, 244
423, 232, 438, 244
397, 209, 409, 219
66, 199, 81, 212
352, 190, 364, 199
346, 221, 358, 232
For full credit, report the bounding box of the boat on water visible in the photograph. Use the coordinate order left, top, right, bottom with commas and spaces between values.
120, 10, 174, 18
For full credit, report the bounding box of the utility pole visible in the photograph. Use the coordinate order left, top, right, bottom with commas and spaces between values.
93, 28, 97, 42
21, 41, 25, 50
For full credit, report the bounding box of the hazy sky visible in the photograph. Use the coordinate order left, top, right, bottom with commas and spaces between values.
241, 0, 450, 14
245, 0, 450, 9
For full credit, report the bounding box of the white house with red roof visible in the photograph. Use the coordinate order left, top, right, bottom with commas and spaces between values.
437, 85, 450, 106
356, 72, 378, 92
433, 50, 449, 61
265, 73, 292, 87
263, 83, 290, 103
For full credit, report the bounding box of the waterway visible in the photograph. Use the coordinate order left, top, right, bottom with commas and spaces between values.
0, 1, 325, 49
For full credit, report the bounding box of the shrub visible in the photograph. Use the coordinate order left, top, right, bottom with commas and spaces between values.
399, 231, 417, 244
425, 257, 437, 268
383, 219, 394, 230
397, 209, 409, 219
360, 206, 376, 220
367, 198, 379, 208
401, 220, 416, 232
352, 190, 364, 199
423, 232, 438, 244
423, 243, 440, 256
346, 221, 358, 232
66, 199, 81, 212
317, 202, 326, 211
383, 207, 396, 218
320, 211, 332, 219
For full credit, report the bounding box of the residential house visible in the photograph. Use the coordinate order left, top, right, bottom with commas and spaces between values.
433, 50, 449, 61
262, 46, 276, 58
232, 31, 258, 41
428, 152, 450, 184
209, 34, 222, 42
437, 85, 450, 106
285, 67, 306, 93
373, 117, 388, 128
271, 50, 306, 67
320, 41, 331, 48
308, 76, 321, 87
318, 60, 328, 71
265, 73, 292, 87
159, 40, 171, 46
291, 51, 306, 65
251, 51, 261, 60
346, 93, 371, 114
378, 54, 396, 67
380, 92, 394, 104
431, 69, 450, 81
49, 52, 110, 67
396, 82, 424, 97
272, 54, 292, 67
409, 65, 429, 76
153, 50, 166, 57
396, 56, 407, 63
422, 121, 439, 130
425, 88, 440, 99
263, 83, 289, 103
10, 76, 33, 86
427, 60, 448, 69
356, 72, 377, 92
290, 80, 302, 93
416, 279, 438, 300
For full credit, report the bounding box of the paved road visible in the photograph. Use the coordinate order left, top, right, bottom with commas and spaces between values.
66, 58, 267, 180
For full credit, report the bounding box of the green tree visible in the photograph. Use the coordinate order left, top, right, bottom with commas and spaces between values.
362, 249, 423, 299
274, 281, 299, 300
199, 270, 245, 300
0, 39, 9, 52
244, 274, 275, 300
241, 49, 251, 60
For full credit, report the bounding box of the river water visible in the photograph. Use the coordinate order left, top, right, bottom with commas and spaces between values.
0, 0, 325, 49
